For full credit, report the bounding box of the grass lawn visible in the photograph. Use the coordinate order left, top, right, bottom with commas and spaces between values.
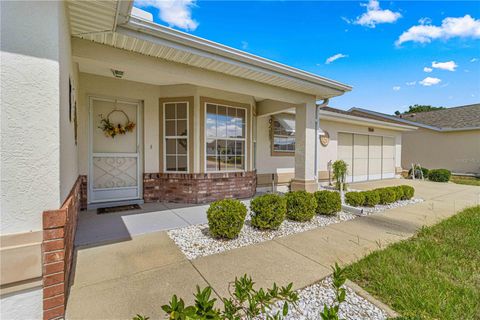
450, 176, 480, 186
344, 206, 480, 320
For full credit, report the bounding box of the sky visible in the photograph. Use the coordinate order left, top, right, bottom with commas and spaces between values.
133, 0, 480, 114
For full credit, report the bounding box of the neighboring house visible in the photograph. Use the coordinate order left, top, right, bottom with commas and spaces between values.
0, 1, 413, 319
351, 104, 480, 175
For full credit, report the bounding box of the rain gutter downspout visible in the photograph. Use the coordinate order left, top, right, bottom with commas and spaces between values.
314, 99, 329, 182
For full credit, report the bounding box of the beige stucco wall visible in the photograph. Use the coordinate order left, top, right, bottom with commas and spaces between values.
1, 1, 75, 318
256, 115, 403, 182
402, 128, 480, 174
77, 73, 258, 176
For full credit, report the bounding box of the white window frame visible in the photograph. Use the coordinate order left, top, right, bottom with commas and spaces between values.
204, 102, 247, 173
163, 101, 189, 173
271, 114, 296, 154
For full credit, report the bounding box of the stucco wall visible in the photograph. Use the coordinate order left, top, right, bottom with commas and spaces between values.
256, 116, 403, 177
77, 73, 257, 177
402, 128, 480, 174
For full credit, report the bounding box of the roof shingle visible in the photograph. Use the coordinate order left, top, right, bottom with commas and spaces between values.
397, 104, 480, 129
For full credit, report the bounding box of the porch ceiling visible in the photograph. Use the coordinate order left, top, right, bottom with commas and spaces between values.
67, 1, 351, 100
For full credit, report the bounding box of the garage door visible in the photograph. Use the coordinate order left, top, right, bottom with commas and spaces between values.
337, 133, 395, 182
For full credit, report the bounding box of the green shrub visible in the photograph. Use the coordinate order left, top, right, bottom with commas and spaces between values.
376, 188, 396, 204
401, 185, 415, 200
345, 192, 365, 207
207, 199, 247, 239
332, 160, 348, 191
250, 193, 287, 230
361, 190, 380, 207
392, 186, 404, 202
314, 190, 341, 215
285, 191, 317, 222
408, 166, 429, 179
428, 169, 451, 182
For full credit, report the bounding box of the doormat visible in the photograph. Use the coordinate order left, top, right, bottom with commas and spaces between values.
97, 204, 142, 215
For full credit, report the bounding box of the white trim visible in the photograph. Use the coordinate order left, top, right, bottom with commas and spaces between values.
88, 96, 143, 204
203, 102, 248, 173
162, 101, 190, 173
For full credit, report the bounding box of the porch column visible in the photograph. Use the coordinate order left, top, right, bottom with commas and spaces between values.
291, 101, 318, 192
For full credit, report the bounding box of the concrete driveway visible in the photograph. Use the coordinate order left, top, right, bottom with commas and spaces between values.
66, 180, 479, 319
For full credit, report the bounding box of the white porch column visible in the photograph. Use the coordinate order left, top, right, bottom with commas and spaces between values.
291, 100, 318, 192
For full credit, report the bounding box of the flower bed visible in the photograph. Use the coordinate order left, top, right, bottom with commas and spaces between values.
263, 277, 388, 320
168, 211, 355, 260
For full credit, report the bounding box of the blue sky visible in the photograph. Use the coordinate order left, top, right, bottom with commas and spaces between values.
134, 1, 480, 114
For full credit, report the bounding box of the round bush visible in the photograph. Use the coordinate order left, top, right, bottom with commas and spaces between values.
428, 169, 451, 182
345, 192, 365, 207
376, 188, 396, 204
207, 199, 247, 239
401, 185, 415, 200
314, 190, 341, 215
361, 190, 380, 207
285, 191, 317, 222
250, 193, 287, 230
392, 186, 404, 202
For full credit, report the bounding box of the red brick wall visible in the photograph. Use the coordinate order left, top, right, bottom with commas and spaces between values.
42, 176, 82, 320
144, 171, 257, 203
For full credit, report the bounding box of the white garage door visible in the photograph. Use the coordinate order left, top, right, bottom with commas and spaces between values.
337, 133, 395, 182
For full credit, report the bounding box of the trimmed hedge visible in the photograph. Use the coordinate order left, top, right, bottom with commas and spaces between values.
207, 199, 247, 239
401, 185, 415, 200
285, 191, 317, 222
361, 190, 380, 207
250, 193, 287, 230
345, 192, 365, 207
376, 188, 397, 204
392, 186, 404, 202
428, 169, 451, 182
314, 190, 341, 215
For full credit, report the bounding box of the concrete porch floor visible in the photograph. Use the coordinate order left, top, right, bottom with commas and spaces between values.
67, 180, 480, 319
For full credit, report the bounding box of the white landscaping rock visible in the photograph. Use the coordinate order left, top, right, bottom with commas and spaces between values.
264, 277, 388, 320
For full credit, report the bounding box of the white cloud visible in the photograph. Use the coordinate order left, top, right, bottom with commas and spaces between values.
241, 41, 249, 50
423, 67, 433, 72
393, 86, 401, 91
432, 60, 458, 71
325, 53, 348, 64
354, 0, 401, 28
470, 58, 478, 62
419, 77, 442, 86
418, 17, 432, 25
135, 0, 198, 31
396, 15, 480, 46
406, 81, 416, 86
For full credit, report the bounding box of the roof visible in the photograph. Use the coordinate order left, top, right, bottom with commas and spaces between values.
350, 104, 480, 132
396, 104, 480, 129
66, 0, 351, 99
318, 106, 417, 131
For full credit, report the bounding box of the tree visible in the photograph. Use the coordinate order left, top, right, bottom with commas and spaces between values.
394, 104, 445, 115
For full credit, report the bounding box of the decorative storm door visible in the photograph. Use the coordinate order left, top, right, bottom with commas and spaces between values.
89, 97, 142, 204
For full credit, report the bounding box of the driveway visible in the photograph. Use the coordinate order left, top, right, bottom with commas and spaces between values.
66, 180, 479, 319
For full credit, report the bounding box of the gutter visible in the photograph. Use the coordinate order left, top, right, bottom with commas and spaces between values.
121, 16, 352, 93
319, 110, 417, 131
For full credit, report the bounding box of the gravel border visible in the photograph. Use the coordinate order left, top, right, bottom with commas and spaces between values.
263, 277, 388, 320
168, 196, 424, 260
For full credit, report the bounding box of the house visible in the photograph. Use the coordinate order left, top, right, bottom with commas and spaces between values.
351, 104, 480, 175
0, 1, 413, 319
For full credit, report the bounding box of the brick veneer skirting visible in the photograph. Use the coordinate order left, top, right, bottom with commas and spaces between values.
42, 176, 82, 320
143, 171, 257, 203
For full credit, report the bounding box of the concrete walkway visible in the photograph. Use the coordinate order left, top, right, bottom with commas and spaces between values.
66, 180, 479, 319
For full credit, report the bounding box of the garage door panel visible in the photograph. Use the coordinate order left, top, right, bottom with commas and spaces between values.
353, 134, 368, 182
338, 133, 353, 183
382, 137, 395, 177
368, 136, 382, 180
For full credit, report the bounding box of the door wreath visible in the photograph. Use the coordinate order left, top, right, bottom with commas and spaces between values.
98, 109, 136, 138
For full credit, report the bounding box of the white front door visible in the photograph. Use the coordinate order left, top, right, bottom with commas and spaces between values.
89, 97, 142, 205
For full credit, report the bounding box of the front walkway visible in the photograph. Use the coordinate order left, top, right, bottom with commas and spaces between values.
66, 180, 479, 319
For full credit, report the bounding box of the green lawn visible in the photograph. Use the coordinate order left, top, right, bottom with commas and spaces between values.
450, 176, 480, 186
344, 206, 480, 320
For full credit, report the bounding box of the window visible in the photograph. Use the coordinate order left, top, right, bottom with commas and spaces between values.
206, 103, 246, 171
272, 113, 295, 153
164, 102, 188, 172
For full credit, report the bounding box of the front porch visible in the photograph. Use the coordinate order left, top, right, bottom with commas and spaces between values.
74, 38, 330, 208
